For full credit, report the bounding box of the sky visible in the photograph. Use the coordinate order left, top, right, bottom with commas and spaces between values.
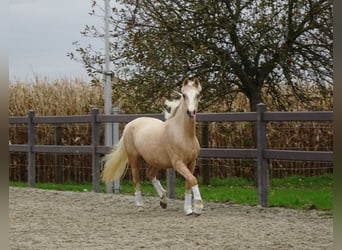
9, 0, 105, 82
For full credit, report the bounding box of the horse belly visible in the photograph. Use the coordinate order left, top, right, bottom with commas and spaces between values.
136, 137, 171, 169
127, 118, 171, 168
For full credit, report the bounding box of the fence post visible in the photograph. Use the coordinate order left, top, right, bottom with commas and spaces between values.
28, 110, 36, 188
106, 107, 121, 193
201, 122, 210, 185
167, 169, 176, 199
257, 103, 268, 207
91, 108, 100, 192
55, 125, 63, 183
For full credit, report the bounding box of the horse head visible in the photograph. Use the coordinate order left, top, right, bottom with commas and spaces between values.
181, 77, 202, 118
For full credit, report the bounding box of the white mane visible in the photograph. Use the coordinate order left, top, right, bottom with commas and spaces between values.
163, 94, 183, 120
163, 78, 201, 120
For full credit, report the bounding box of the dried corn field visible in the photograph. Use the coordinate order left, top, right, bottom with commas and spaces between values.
9, 78, 333, 183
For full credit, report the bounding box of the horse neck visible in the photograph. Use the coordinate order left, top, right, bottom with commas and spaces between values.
171, 102, 196, 138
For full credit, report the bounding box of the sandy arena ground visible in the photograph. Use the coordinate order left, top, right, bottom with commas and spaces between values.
9, 186, 333, 250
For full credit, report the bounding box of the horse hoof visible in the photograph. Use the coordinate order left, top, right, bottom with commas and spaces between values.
184, 207, 193, 216
160, 195, 168, 209
193, 199, 204, 215
160, 201, 167, 209
193, 210, 202, 216
136, 206, 144, 212
193, 208, 202, 215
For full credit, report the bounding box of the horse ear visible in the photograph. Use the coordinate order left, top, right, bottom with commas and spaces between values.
193, 77, 202, 92
182, 77, 189, 87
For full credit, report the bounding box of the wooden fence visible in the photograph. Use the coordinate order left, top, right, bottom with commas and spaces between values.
9, 103, 333, 207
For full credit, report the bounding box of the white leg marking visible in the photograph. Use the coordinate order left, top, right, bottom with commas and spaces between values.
135, 191, 144, 207
192, 185, 202, 200
184, 192, 193, 216
152, 177, 167, 198
193, 199, 204, 215
192, 185, 203, 215
152, 177, 167, 208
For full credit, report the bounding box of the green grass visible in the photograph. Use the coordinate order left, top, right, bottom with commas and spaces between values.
10, 173, 332, 210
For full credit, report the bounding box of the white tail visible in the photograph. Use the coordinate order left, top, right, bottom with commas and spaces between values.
101, 138, 128, 183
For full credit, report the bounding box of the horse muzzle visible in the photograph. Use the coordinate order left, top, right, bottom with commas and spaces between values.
187, 109, 196, 118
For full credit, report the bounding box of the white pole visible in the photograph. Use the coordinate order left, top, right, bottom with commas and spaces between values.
104, 0, 114, 193
104, 0, 111, 121
112, 107, 120, 193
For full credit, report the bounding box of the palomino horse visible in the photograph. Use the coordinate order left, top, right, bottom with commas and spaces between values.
101, 77, 204, 215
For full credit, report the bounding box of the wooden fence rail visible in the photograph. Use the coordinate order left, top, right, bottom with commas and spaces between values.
9, 103, 333, 207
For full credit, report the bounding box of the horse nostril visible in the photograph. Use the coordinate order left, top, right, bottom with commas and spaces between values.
187, 110, 196, 117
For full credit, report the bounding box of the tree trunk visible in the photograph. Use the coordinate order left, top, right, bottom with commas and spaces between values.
244, 82, 264, 183
248, 85, 263, 112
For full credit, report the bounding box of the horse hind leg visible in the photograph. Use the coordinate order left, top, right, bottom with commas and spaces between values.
147, 167, 167, 209
153, 177, 168, 209
129, 155, 144, 212
134, 184, 144, 212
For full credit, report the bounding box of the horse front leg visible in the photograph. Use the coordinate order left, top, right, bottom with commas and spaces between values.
174, 161, 204, 216
184, 189, 193, 216
147, 167, 167, 209
188, 160, 204, 215
191, 185, 204, 215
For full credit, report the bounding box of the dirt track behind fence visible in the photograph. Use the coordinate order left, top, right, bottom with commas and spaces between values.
9, 187, 333, 250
